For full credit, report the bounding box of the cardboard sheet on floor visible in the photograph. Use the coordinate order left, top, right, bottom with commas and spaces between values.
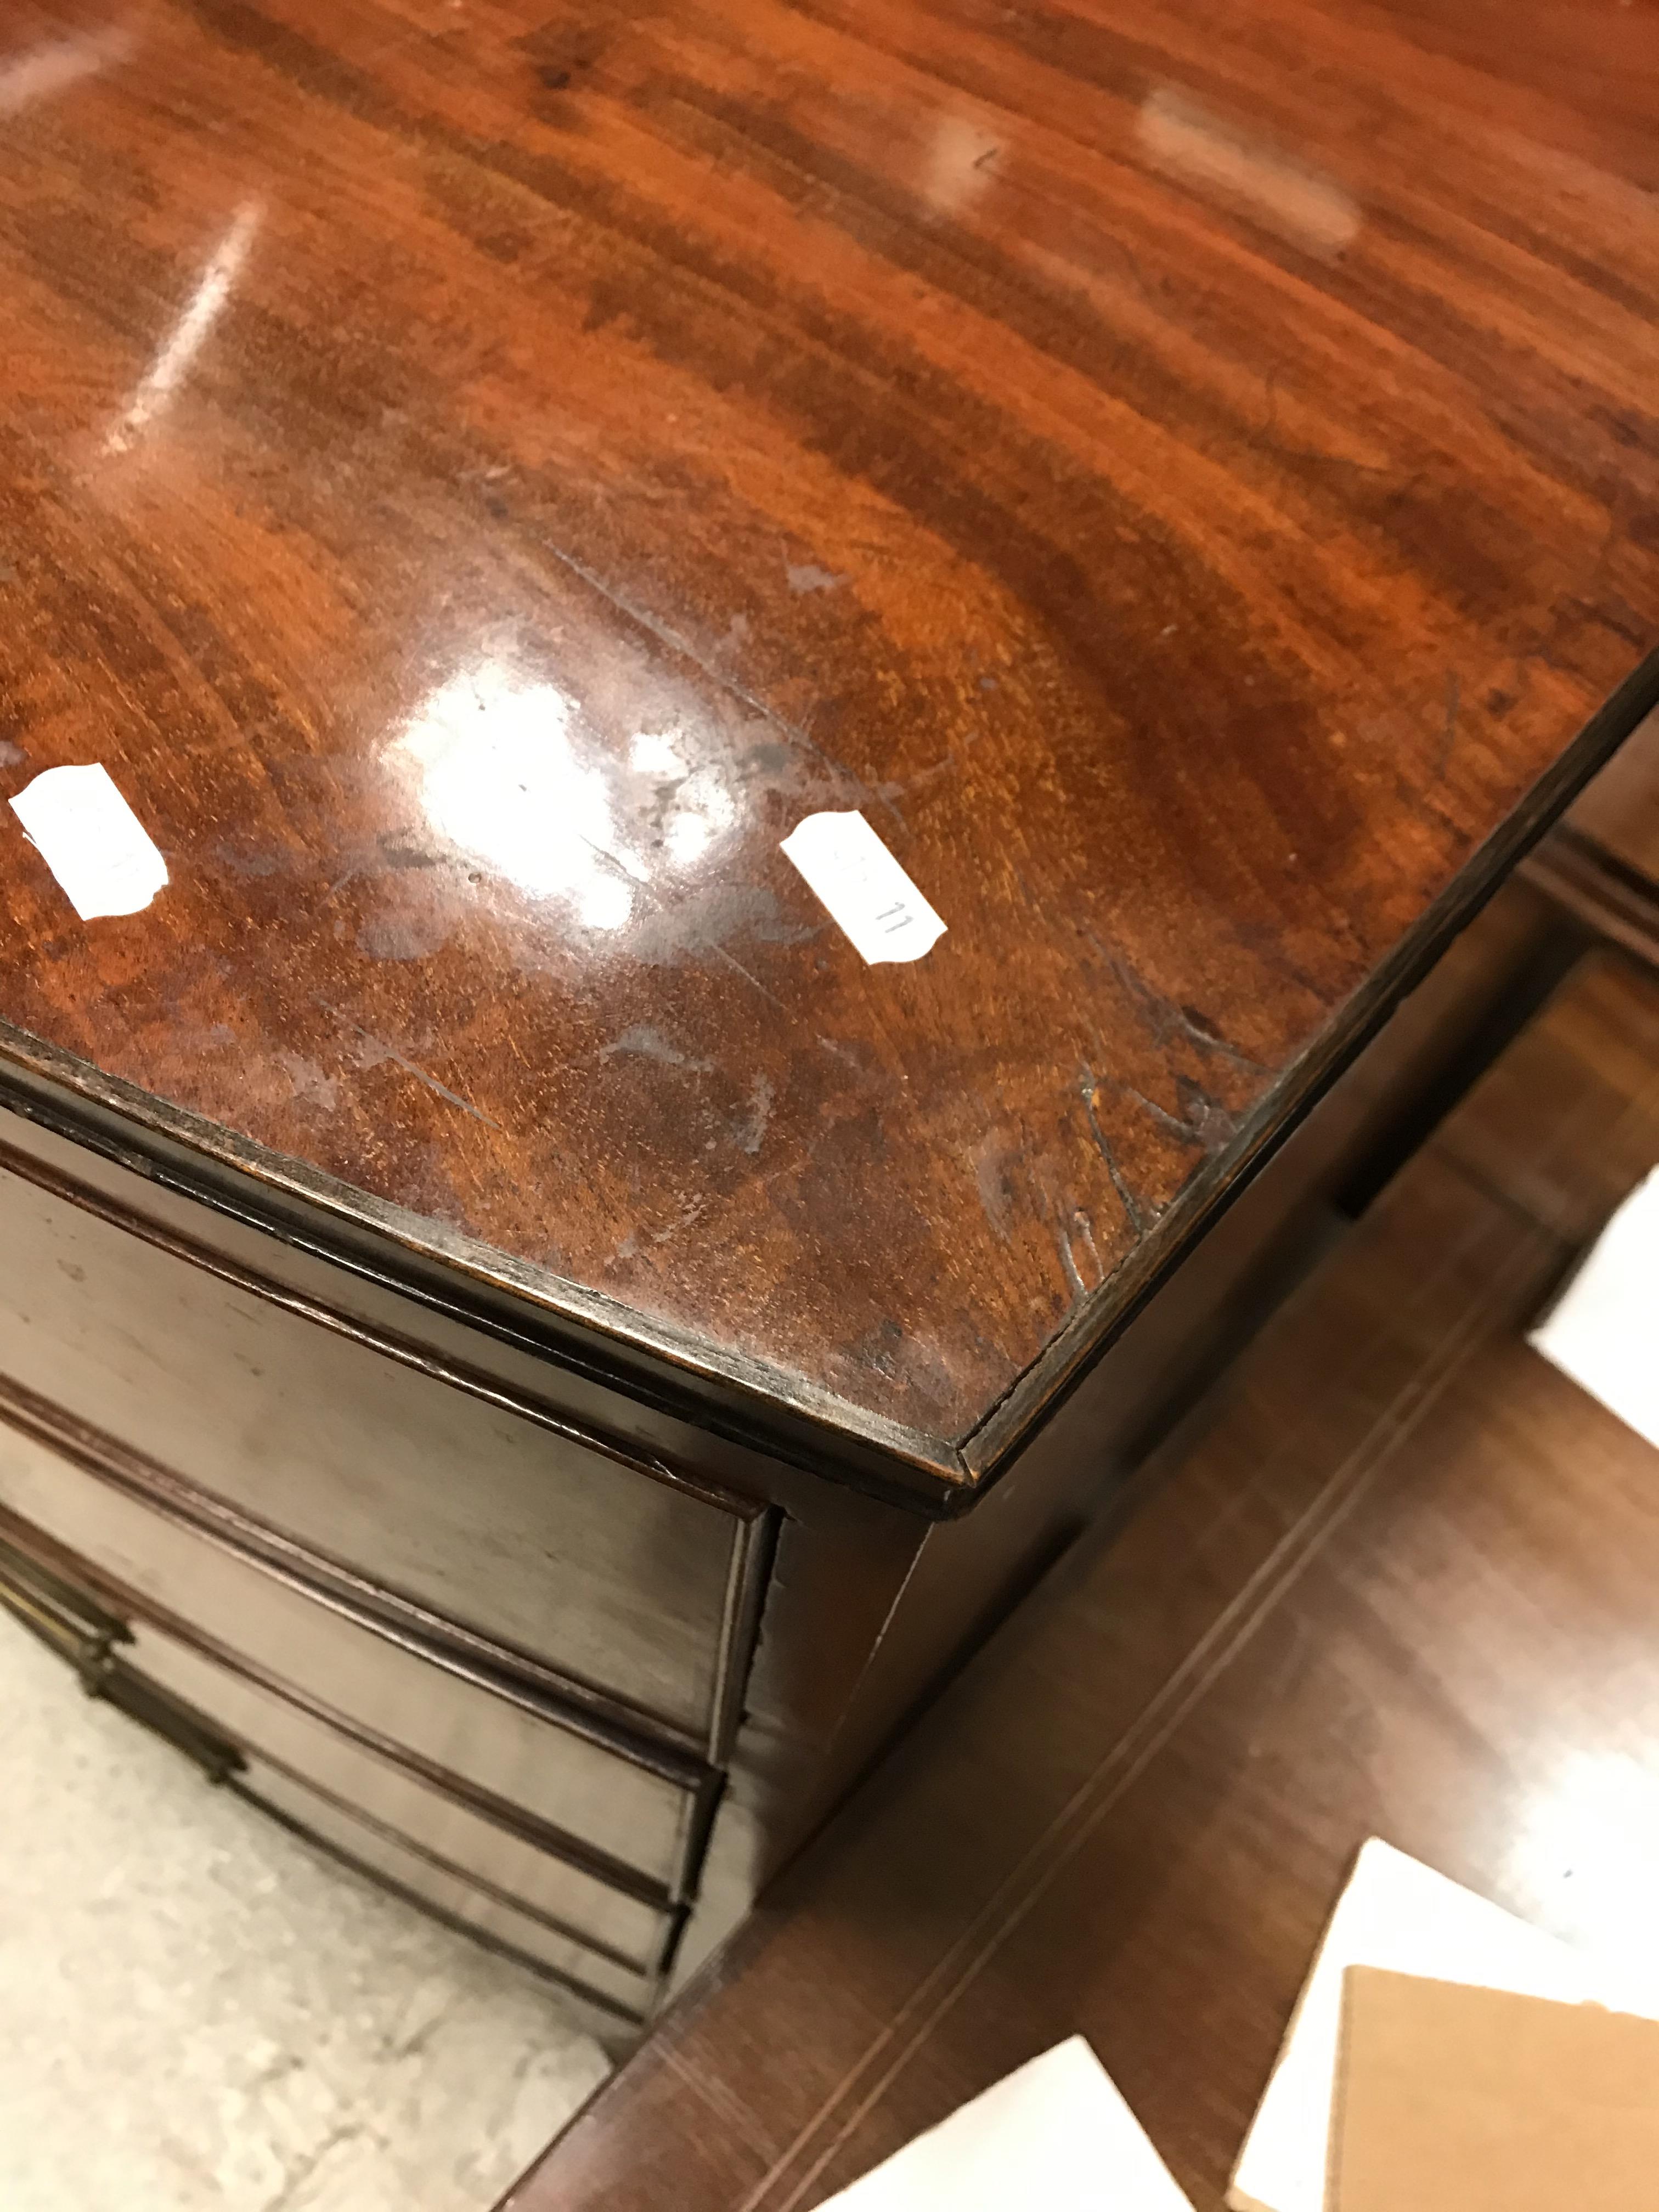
1227, 1839, 1659, 2212
817, 2036, 1193, 2210
1530, 1165, 1659, 1452
1329, 1967, 1659, 2211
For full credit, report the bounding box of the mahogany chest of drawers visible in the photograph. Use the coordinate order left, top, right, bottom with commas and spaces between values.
1, 0, 1655, 2040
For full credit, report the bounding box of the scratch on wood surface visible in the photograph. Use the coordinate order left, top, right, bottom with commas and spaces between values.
1087, 934, 1270, 1073
712, 941, 787, 1011
1079, 1064, 1147, 1239
1437, 667, 1461, 777
1073, 1207, 1101, 1279
1117, 1076, 1206, 1150
1053, 1220, 1086, 1304
316, 1002, 503, 1131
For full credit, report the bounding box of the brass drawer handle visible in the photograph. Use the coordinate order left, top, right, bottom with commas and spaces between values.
89, 1660, 245, 1787
0, 1573, 107, 1671
0, 1534, 242, 1784
0, 1533, 126, 1672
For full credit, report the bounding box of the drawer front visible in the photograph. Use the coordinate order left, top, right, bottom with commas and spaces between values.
0, 1414, 698, 1891
122, 1616, 673, 1973
239, 1760, 656, 2028
0, 1130, 748, 1740
0, 1533, 656, 2025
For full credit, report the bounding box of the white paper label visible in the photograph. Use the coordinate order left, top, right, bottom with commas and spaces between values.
1530, 1166, 1659, 1452
1226, 1839, 1659, 2212
822, 2038, 1193, 2210
780, 810, 946, 964
9, 764, 169, 921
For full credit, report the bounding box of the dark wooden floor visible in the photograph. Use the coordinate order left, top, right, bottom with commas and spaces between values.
506, 949, 1659, 2210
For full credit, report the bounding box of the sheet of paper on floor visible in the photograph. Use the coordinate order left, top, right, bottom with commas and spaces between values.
1530, 1165, 1659, 1452
818, 2036, 1193, 2211
1226, 1838, 1659, 2212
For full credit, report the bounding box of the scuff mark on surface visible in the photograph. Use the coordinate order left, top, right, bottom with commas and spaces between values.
818, 1034, 873, 1077
620, 883, 816, 967
1114, 1077, 1206, 1150
1032, 1160, 1103, 1307
736, 738, 795, 782
1073, 1207, 1101, 1279
274, 1052, 340, 1115
786, 562, 848, 595
599, 1024, 713, 1072
376, 833, 443, 871
838, 1316, 962, 1415
974, 1138, 1017, 1244
733, 1074, 775, 1155
872, 752, 961, 806
527, 520, 872, 821
1079, 1062, 1147, 1238
850, 1317, 906, 1383
1105, 1068, 1233, 1154
1175, 1074, 1236, 1152
1053, 1221, 1086, 1303
1089, 935, 1271, 1072
712, 941, 789, 1012
1174, 998, 1264, 1069
210, 840, 286, 879
648, 1196, 708, 1246
356, 904, 454, 962
1436, 667, 1461, 777
316, 1001, 503, 1131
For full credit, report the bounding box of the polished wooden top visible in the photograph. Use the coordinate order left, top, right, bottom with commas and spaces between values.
503, 950, 1659, 2208
1, 0, 1655, 1493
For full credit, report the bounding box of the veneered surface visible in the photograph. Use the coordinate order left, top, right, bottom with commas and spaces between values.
1, 0, 1655, 1466
499, 953, 1659, 2210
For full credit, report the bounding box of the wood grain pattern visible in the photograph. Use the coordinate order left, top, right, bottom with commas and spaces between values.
504, 946, 1659, 2208
0, 1438, 703, 1891
0, 1125, 752, 1740
0, 0, 1654, 1483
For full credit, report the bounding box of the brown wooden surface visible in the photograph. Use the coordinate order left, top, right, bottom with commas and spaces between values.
1, 2, 1655, 1487
741, 875, 1575, 1864
0, 1443, 702, 1893
0, 1106, 753, 1744
1528, 708, 1659, 968
123, 1612, 672, 1962
506, 945, 1659, 2210
1565, 708, 1659, 892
